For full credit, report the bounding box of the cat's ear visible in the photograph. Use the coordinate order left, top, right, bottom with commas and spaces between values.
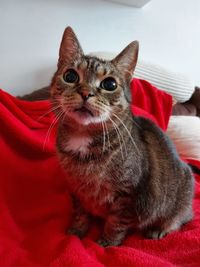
112, 41, 139, 77
58, 27, 83, 68
112, 41, 139, 102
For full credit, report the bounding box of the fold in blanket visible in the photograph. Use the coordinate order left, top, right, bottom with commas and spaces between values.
0, 78, 199, 267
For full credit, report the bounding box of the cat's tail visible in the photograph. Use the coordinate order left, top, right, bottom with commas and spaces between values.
188, 163, 200, 175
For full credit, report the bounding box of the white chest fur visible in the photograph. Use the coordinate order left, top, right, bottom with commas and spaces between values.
65, 135, 92, 156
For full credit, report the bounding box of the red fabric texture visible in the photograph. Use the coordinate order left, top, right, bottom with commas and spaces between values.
0, 78, 199, 267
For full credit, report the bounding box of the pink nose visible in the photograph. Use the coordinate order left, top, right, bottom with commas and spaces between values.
79, 91, 94, 101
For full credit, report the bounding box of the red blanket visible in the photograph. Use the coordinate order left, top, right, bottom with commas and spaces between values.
0, 79, 199, 267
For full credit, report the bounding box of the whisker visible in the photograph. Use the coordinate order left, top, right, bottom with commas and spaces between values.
97, 95, 141, 131
61, 109, 69, 125
108, 116, 125, 160
93, 101, 125, 159
108, 116, 128, 158
112, 113, 139, 154
100, 116, 106, 153
43, 110, 64, 151
104, 120, 111, 152
96, 100, 140, 154
132, 117, 142, 130
37, 105, 62, 121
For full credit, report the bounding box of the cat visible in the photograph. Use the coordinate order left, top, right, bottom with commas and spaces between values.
50, 26, 194, 247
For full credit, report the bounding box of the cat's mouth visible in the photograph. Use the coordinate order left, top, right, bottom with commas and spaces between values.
74, 106, 94, 117
67, 105, 109, 125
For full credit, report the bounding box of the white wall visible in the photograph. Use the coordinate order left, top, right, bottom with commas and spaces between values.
0, 0, 200, 96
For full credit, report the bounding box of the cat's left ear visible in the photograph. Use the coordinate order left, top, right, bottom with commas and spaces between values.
58, 27, 84, 68
112, 41, 139, 102
112, 41, 139, 77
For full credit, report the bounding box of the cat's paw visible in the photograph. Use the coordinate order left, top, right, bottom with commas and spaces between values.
67, 213, 89, 239
97, 237, 122, 247
68, 227, 87, 239
145, 229, 167, 239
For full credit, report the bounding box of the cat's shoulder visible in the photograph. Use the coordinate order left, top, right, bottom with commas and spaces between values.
132, 115, 174, 149
133, 116, 164, 134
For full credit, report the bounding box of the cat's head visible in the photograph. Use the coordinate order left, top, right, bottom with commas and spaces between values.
51, 27, 139, 126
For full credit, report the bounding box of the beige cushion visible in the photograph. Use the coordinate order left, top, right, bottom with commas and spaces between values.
167, 116, 200, 160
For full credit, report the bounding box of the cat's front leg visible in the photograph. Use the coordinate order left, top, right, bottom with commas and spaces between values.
97, 214, 129, 247
68, 196, 90, 239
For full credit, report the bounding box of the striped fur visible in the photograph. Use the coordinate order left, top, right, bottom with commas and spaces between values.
50, 27, 194, 246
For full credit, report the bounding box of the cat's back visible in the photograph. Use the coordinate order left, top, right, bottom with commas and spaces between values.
132, 115, 193, 194
133, 116, 179, 160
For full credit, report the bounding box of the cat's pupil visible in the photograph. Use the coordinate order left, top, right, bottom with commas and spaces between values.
63, 69, 79, 83
100, 77, 117, 91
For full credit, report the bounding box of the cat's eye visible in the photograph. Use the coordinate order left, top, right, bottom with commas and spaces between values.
100, 77, 117, 91
63, 69, 79, 83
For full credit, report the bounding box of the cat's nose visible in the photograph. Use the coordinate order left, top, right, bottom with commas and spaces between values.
79, 91, 94, 101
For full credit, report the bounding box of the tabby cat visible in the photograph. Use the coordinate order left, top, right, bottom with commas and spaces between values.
50, 27, 194, 246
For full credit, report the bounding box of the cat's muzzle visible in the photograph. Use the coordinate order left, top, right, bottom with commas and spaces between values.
74, 106, 94, 117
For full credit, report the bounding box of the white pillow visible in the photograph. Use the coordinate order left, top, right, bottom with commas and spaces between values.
167, 116, 200, 161
135, 60, 194, 103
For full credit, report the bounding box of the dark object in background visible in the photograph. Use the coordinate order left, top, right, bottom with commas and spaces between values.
172, 87, 200, 117
18, 86, 50, 101
189, 87, 200, 116
172, 103, 197, 116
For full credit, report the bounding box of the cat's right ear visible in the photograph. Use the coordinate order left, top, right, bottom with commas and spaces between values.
58, 27, 84, 68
